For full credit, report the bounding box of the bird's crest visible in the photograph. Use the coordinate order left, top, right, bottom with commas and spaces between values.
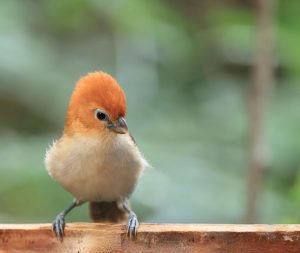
65, 72, 126, 136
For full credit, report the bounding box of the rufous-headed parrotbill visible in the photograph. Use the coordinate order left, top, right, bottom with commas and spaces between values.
45, 72, 148, 240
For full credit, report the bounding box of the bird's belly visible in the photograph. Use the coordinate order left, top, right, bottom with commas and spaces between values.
46, 135, 146, 202
64, 162, 139, 202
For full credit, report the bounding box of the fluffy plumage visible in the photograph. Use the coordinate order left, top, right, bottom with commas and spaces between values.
45, 72, 148, 236
46, 130, 146, 202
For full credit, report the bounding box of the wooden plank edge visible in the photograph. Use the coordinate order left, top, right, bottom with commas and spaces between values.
1, 223, 300, 232
1, 223, 300, 253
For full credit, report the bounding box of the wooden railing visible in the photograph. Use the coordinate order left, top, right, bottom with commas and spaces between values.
0, 223, 300, 252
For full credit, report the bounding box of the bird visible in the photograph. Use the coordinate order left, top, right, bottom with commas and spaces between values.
45, 71, 148, 240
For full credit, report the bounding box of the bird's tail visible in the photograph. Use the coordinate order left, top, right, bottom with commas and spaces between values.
89, 201, 128, 223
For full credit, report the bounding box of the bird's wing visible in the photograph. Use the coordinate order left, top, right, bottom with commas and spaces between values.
129, 132, 136, 145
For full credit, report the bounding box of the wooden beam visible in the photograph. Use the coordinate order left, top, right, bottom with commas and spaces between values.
1, 223, 300, 252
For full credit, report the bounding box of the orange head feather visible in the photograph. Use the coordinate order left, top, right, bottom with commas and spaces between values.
64, 72, 127, 136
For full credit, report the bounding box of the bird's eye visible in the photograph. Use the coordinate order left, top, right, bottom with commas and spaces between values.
95, 110, 108, 121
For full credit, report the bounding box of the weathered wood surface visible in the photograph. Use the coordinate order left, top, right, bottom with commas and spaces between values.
1, 223, 300, 253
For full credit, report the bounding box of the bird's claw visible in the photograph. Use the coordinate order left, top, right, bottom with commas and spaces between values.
52, 213, 65, 241
127, 214, 139, 238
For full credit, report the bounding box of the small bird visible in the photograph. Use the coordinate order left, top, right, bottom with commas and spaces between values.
45, 72, 148, 240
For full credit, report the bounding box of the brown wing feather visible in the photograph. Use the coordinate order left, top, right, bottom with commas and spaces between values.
89, 201, 128, 223
129, 132, 136, 144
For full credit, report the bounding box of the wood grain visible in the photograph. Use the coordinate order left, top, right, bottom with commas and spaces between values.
0, 223, 300, 253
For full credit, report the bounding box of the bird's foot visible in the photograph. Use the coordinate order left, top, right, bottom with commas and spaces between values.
52, 213, 65, 241
127, 213, 139, 238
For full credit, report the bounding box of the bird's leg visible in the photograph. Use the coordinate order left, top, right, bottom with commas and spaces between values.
122, 199, 139, 238
52, 200, 81, 241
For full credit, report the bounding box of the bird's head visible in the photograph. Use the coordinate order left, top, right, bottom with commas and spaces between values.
64, 72, 128, 136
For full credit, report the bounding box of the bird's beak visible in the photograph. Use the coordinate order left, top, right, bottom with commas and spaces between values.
108, 117, 128, 134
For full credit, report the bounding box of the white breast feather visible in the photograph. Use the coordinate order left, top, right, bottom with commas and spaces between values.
45, 134, 148, 202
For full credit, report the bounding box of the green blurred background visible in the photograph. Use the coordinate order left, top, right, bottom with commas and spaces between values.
0, 0, 300, 224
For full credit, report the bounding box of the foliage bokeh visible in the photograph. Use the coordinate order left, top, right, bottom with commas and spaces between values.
0, 0, 300, 224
